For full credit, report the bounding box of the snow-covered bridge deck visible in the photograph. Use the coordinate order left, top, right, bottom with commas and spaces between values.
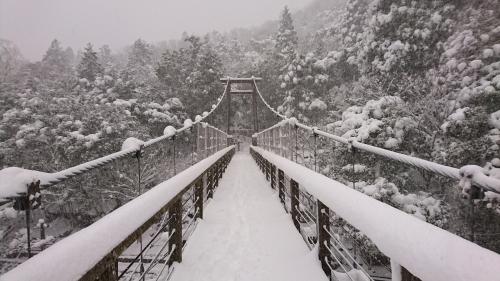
170, 148, 327, 281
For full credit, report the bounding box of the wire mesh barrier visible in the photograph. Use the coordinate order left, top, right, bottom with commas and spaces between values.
250, 146, 500, 281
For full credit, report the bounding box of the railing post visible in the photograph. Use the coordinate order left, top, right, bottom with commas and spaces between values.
271, 165, 277, 190
99, 260, 118, 281
207, 168, 214, 199
265, 160, 270, 181
290, 179, 300, 231
214, 162, 220, 188
317, 200, 331, 278
195, 178, 203, 219
278, 169, 285, 205
168, 198, 182, 265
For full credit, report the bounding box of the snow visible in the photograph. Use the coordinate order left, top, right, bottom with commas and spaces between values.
163, 125, 176, 136
469, 59, 482, 70
308, 98, 327, 111
121, 137, 144, 152
0, 146, 235, 281
251, 146, 500, 281
493, 44, 500, 56
489, 110, 500, 129
333, 269, 370, 281
183, 118, 193, 128
0, 167, 54, 199
170, 150, 327, 281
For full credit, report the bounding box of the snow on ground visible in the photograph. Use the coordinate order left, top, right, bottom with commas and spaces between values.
170, 148, 327, 281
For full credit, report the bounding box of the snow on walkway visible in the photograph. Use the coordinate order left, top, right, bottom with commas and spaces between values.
170, 149, 327, 281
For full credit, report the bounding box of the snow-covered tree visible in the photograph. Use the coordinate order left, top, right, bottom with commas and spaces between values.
77, 43, 103, 82
276, 6, 298, 60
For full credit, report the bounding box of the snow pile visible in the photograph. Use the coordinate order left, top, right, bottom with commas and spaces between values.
183, 118, 193, 128
0, 167, 54, 199
354, 177, 445, 225
333, 96, 402, 142
441, 107, 469, 132
121, 137, 144, 152
163, 125, 176, 136
341, 164, 367, 173
308, 98, 327, 111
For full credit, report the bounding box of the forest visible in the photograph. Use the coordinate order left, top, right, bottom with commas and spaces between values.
1, 0, 500, 274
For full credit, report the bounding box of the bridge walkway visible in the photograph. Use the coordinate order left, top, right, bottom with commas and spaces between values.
170, 147, 327, 281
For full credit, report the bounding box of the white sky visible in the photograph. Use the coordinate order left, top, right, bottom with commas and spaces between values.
0, 0, 313, 61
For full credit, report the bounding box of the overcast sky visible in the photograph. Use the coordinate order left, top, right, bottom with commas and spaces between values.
0, 0, 313, 61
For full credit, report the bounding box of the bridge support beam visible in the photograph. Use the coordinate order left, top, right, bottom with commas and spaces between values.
317, 200, 331, 279
222, 77, 260, 135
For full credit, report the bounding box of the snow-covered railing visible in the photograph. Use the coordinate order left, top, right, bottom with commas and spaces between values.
253, 118, 500, 195
0, 79, 231, 199
0, 146, 235, 281
250, 146, 500, 281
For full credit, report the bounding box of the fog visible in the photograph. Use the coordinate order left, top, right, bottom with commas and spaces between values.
0, 0, 313, 61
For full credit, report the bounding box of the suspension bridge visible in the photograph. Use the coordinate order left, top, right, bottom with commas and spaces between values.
1, 77, 500, 281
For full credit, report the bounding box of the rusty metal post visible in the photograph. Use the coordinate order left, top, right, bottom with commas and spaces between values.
317, 200, 331, 278
265, 160, 270, 181
278, 169, 285, 205
168, 199, 182, 265
195, 178, 203, 219
271, 165, 277, 190
290, 179, 300, 231
99, 261, 118, 281
207, 168, 214, 199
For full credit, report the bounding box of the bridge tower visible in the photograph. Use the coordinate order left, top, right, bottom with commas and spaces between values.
220, 77, 261, 135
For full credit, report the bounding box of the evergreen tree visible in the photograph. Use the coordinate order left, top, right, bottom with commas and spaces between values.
77, 43, 103, 82
41, 39, 74, 80
276, 6, 298, 59
124, 39, 154, 86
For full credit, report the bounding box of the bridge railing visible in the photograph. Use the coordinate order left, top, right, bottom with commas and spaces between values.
1, 146, 235, 281
250, 146, 500, 281
0, 80, 232, 270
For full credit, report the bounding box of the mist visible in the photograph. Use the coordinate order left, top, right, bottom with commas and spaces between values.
0, 0, 313, 61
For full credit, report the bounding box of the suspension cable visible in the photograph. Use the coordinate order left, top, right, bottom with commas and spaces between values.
252, 87, 500, 193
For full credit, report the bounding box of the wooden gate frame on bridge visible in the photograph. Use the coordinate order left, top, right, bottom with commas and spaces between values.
220, 77, 261, 135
